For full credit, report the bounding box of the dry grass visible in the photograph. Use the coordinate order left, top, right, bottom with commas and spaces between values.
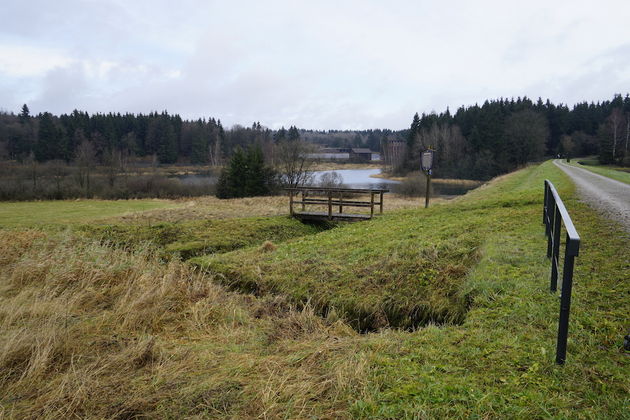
372, 171, 484, 187
102, 194, 424, 224
0, 229, 368, 419
309, 162, 382, 171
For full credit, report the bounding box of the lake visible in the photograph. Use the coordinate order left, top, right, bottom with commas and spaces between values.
173, 168, 481, 197
311, 168, 398, 190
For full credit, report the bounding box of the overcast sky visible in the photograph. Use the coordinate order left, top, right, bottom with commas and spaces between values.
1, 1, 629, 129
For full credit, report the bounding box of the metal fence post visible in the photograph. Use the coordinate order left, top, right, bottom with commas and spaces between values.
556, 243, 576, 364
550, 207, 561, 292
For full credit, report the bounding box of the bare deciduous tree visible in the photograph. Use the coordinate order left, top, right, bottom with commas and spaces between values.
275, 140, 314, 188
103, 148, 121, 188
75, 140, 96, 197
609, 108, 624, 160
47, 160, 68, 198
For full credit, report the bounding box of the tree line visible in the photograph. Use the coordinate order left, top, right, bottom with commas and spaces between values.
0, 106, 394, 167
1, 93, 629, 186
401, 94, 630, 180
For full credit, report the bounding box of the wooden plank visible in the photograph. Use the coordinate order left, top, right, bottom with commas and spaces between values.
293, 211, 372, 221
284, 187, 389, 193
292, 200, 374, 208
301, 198, 374, 205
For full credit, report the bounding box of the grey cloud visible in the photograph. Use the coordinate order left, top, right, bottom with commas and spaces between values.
3, 1, 630, 128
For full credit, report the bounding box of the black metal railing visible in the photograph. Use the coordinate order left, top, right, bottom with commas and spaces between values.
543, 179, 581, 365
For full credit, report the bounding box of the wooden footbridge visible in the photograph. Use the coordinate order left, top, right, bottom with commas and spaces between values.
286, 186, 389, 222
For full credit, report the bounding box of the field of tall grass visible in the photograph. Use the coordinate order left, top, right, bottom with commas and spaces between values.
0, 161, 628, 418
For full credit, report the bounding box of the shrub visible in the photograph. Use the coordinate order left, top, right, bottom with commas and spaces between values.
392, 173, 432, 197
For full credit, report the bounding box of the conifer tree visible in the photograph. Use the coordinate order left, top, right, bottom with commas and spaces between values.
19, 104, 30, 124
274, 127, 287, 143
216, 146, 276, 198
35, 112, 62, 161
287, 126, 300, 142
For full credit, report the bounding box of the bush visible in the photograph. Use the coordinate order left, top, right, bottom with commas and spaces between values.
318, 171, 344, 188
392, 173, 432, 197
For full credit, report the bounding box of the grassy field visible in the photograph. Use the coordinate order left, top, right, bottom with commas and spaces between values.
571, 158, 630, 185
0, 199, 176, 227
0, 194, 421, 227
0, 161, 628, 418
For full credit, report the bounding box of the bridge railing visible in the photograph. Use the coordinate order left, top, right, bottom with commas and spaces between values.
286, 186, 389, 220
543, 179, 581, 364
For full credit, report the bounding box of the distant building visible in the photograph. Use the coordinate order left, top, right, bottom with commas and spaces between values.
348, 148, 373, 163
307, 147, 379, 162
307, 147, 349, 160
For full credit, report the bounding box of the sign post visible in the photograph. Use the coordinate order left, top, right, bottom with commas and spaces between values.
420, 149, 434, 208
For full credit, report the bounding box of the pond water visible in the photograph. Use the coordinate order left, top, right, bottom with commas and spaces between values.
173, 168, 480, 197
311, 168, 399, 190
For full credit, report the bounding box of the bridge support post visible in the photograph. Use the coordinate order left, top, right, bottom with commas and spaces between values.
370, 192, 374, 218
339, 191, 343, 214
289, 190, 294, 216
379, 191, 384, 214
327, 191, 333, 220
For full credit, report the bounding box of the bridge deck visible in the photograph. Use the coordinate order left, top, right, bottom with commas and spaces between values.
292, 211, 372, 222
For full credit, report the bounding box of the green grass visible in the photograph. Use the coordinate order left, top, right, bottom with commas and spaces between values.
0, 199, 176, 227
571, 158, 630, 184
80, 216, 334, 260
189, 163, 554, 331
1, 161, 628, 418
180, 160, 627, 417
348, 163, 629, 418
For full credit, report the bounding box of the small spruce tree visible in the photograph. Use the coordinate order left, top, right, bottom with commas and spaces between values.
216, 146, 276, 199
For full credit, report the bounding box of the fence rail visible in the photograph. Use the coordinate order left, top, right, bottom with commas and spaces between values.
543, 179, 581, 365
286, 186, 389, 221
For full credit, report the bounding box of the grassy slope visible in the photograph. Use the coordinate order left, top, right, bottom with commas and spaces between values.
190, 168, 537, 331
351, 164, 629, 418
192, 204, 484, 331
0, 199, 176, 227
0, 161, 628, 418
80, 216, 333, 260
193, 161, 629, 417
571, 158, 630, 185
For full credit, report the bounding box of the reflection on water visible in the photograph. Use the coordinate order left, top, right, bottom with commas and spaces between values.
311, 169, 398, 190
173, 169, 481, 197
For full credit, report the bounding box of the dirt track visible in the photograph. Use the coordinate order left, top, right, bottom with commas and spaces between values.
555, 160, 630, 235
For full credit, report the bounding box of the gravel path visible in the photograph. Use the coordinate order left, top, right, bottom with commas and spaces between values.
554, 160, 630, 234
